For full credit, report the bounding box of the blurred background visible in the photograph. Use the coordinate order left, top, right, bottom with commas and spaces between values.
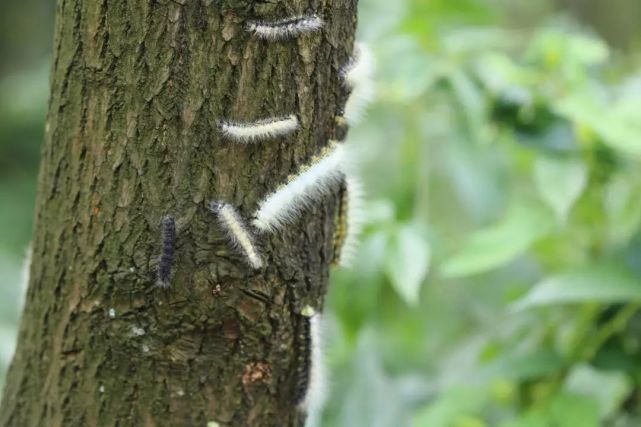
2, 0, 641, 426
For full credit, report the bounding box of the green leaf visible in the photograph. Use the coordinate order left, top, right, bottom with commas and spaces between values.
604, 171, 641, 244
527, 30, 608, 74
548, 393, 600, 427
598, 98, 641, 157
564, 364, 632, 418
448, 69, 492, 145
441, 200, 554, 278
534, 156, 587, 223
413, 387, 487, 427
452, 416, 487, 427
498, 412, 548, 427
554, 93, 641, 157
512, 264, 641, 310
385, 223, 431, 306
501, 393, 600, 427
479, 349, 564, 381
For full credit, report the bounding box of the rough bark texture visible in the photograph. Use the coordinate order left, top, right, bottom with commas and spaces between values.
1, 0, 357, 426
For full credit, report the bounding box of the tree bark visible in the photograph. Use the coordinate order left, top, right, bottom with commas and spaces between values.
1, 0, 357, 426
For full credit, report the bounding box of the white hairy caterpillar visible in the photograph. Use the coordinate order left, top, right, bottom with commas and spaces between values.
252, 141, 346, 233
218, 115, 299, 142
341, 43, 375, 125
336, 175, 365, 268
341, 42, 374, 90
211, 201, 263, 269
298, 307, 327, 426
246, 14, 324, 40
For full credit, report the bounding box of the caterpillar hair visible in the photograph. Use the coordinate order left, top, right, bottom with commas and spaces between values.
341, 42, 374, 90
296, 308, 327, 418
333, 175, 365, 268
157, 215, 176, 288
252, 141, 346, 233
341, 43, 375, 125
344, 79, 375, 125
246, 14, 324, 40
211, 201, 263, 270
218, 115, 299, 142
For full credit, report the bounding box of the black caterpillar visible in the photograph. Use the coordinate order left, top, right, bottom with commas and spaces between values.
157, 215, 176, 287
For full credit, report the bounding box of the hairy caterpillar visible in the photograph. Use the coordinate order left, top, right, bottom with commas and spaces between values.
218, 115, 299, 142
294, 314, 313, 406
157, 215, 176, 288
252, 141, 346, 233
341, 43, 375, 125
341, 42, 374, 90
246, 15, 324, 40
333, 175, 365, 267
211, 201, 263, 269
295, 307, 327, 422
332, 180, 350, 266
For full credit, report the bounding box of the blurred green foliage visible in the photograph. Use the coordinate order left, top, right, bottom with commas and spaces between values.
326, 1, 641, 426
2, 0, 641, 426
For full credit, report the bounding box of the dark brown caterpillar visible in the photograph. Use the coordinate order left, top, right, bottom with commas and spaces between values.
332, 177, 349, 266
157, 215, 176, 287
293, 314, 313, 405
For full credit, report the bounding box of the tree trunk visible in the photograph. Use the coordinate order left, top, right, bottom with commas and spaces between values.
1, 0, 357, 426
